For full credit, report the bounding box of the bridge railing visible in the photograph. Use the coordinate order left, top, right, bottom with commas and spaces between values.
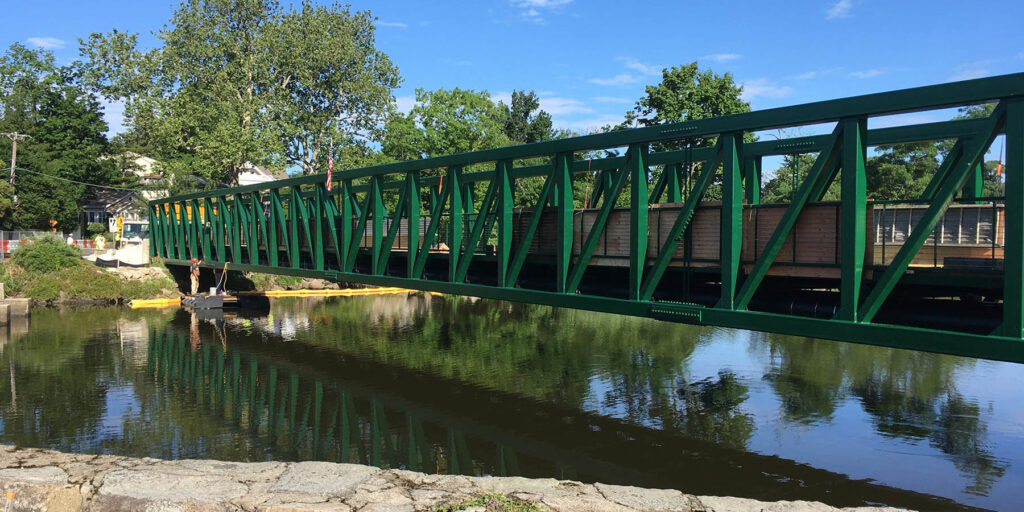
150, 73, 1024, 362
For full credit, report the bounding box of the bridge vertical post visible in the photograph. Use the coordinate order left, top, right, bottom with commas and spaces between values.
448, 167, 463, 282
230, 197, 243, 264
838, 118, 867, 322
555, 152, 573, 293
169, 203, 183, 260
340, 180, 353, 271
664, 164, 682, 203
370, 176, 384, 275
235, 194, 250, 265
406, 172, 420, 278
215, 196, 226, 263
744, 157, 761, 205
717, 133, 743, 310
149, 204, 160, 258
628, 143, 649, 300
288, 189, 300, 268
497, 161, 513, 287
267, 190, 280, 267
1003, 99, 1024, 339
312, 186, 324, 271
964, 163, 984, 204
201, 198, 214, 261
248, 193, 259, 265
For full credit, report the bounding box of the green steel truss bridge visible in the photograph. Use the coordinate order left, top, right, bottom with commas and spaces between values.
150, 73, 1024, 363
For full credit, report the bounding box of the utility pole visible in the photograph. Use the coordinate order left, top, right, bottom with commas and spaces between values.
1, 132, 31, 203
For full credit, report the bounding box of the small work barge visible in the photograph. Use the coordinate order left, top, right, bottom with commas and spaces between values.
182, 293, 237, 310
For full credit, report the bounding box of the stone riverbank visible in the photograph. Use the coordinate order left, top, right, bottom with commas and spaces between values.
0, 446, 910, 512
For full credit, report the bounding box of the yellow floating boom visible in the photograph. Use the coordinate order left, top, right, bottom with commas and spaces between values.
236, 287, 422, 298
130, 297, 182, 309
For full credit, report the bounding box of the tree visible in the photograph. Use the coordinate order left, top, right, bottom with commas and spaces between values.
0, 44, 115, 231
80, 0, 401, 188
622, 62, 750, 149
275, 1, 401, 173
499, 90, 554, 144
864, 142, 938, 201
13, 85, 115, 231
409, 88, 509, 159
762, 153, 828, 204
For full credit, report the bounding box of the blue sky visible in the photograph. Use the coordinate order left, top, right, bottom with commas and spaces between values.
4, 0, 1023, 139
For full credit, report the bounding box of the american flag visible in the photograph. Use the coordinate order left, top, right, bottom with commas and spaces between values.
326, 150, 334, 191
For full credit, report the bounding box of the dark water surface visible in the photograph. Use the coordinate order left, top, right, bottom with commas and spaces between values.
0, 296, 1021, 511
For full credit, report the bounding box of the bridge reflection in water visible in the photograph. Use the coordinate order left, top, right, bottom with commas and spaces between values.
134, 294, 1008, 511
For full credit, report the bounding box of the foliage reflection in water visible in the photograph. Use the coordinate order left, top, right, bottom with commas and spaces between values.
0, 296, 1019, 511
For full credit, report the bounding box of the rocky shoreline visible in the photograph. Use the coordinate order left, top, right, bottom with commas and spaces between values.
0, 446, 910, 512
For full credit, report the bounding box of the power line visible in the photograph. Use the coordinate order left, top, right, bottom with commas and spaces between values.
12, 166, 144, 192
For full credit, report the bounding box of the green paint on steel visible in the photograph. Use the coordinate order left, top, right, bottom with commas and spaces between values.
717, 133, 743, 310
733, 126, 842, 311
447, 167, 463, 282
455, 173, 498, 283
150, 73, 1024, 363
639, 141, 722, 301
859, 103, 1007, 323
496, 161, 513, 287
555, 153, 574, 293
1003, 99, 1024, 338
744, 157, 761, 205
838, 118, 867, 322
566, 165, 628, 293
628, 144, 649, 300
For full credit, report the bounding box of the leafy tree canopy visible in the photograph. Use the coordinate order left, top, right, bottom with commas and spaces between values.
0, 44, 116, 231
80, 0, 402, 188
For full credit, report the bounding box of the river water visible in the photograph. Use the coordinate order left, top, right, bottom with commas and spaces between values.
0, 295, 1020, 511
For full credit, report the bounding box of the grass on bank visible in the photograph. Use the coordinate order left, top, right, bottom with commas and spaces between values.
0, 234, 177, 301
434, 494, 546, 512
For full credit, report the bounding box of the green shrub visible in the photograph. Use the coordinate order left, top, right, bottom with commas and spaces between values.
17, 265, 177, 301
11, 234, 83, 273
87, 223, 107, 236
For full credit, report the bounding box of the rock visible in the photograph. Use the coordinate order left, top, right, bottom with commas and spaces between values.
595, 482, 701, 512
0, 448, 917, 512
271, 462, 379, 499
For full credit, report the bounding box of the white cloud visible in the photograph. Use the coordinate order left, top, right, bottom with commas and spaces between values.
26, 37, 65, 50
592, 96, 632, 104
491, 91, 513, 106
538, 96, 592, 116
700, 53, 741, 63
375, 20, 408, 28
741, 79, 794, 101
394, 95, 416, 114
511, 0, 572, 6
791, 68, 844, 80
849, 69, 882, 79
949, 68, 989, 81
589, 73, 640, 86
444, 58, 471, 67
509, 0, 572, 23
826, 0, 853, 19
552, 114, 623, 134
619, 58, 661, 76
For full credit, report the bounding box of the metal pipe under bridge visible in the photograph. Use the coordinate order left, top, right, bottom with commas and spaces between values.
149, 72, 1024, 363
